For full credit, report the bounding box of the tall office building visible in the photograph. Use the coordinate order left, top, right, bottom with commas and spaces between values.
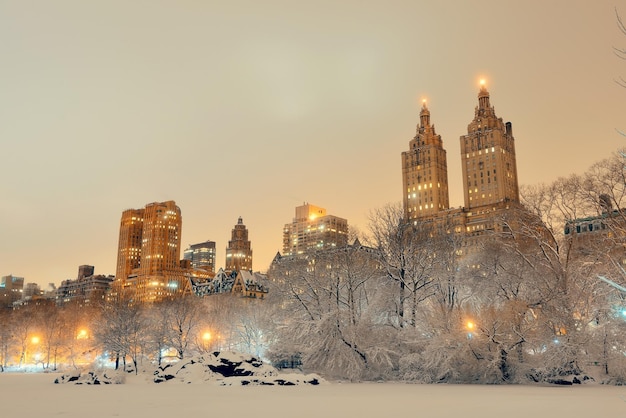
114, 201, 185, 302
115, 208, 144, 284
138, 201, 182, 276
225, 217, 252, 273
402, 101, 450, 222
460, 81, 519, 210
282, 203, 349, 256
184, 240, 216, 273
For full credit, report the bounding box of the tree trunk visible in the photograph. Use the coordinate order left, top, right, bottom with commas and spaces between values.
499, 347, 510, 381
398, 279, 406, 326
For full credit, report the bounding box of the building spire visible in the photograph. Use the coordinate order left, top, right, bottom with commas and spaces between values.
478, 79, 490, 110
419, 99, 430, 130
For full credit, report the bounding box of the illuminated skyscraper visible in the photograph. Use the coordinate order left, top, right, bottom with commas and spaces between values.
225, 217, 252, 273
138, 201, 182, 276
282, 203, 348, 256
114, 200, 185, 302
115, 208, 143, 284
184, 240, 216, 273
460, 81, 519, 210
402, 100, 450, 221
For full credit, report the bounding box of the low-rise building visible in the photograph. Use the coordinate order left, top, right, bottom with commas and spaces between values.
56, 266, 114, 306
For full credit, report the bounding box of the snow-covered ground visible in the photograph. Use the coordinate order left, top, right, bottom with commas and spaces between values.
1, 372, 624, 418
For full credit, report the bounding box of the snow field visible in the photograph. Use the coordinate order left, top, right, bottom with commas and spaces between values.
2, 372, 625, 418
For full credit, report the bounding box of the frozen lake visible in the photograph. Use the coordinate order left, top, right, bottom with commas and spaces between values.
1, 372, 624, 417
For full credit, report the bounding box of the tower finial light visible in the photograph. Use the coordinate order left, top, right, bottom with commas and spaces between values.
479, 78, 486, 87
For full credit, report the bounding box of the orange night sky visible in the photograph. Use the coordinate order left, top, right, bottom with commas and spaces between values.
1, 1, 624, 287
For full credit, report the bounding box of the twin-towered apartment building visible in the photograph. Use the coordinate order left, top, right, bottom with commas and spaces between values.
402, 82, 521, 238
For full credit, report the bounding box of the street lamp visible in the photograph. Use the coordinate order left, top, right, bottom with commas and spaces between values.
201, 331, 212, 352
29, 335, 42, 367
465, 320, 476, 339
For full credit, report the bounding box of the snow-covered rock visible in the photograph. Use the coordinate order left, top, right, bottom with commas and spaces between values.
152, 351, 323, 386
54, 351, 323, 386
526, 367, 594, 385
54, 371, 125, 385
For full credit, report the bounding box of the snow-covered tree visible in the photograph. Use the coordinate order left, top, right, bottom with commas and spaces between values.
36, 304, 65, 370
269, 241, 395, 380
0, 309, 15, 371
368, 203, 438, 329
161, 295, 203, 360
93, 299, 146, 373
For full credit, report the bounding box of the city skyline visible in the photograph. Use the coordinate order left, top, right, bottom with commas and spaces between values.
1, 1, 624, 287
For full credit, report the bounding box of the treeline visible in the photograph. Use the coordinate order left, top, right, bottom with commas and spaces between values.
268, 149, 626, 383
0, 294, 273, 373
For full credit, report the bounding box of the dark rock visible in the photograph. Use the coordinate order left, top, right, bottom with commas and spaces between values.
548, 379, 573, 385
275, 379, 295, 386
208, 359, 253, 377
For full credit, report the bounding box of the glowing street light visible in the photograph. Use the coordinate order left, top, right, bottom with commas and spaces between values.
465, 320, 476, 340
201, 331, 212, 352
77, 329, 88, 340
28, 336, 42, 367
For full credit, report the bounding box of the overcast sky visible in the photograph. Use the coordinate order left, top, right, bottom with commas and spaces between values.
1, 0, 623, 287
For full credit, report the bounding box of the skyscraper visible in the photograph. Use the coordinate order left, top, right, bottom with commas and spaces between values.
402, 100, 450, 222
184, 240, 216, 273
115, 208, 143, 284
138, 201, 182, 276
225, 217, 252, 273
114, 200, 185, 302
282, 203, 349, 256
460, 82, 520, 237
460, 81, 519, 210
